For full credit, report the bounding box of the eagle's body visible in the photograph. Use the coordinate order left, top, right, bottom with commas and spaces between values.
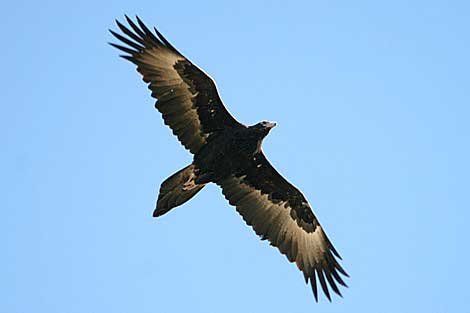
194, 122, 274, 181
110, 16, 348, 301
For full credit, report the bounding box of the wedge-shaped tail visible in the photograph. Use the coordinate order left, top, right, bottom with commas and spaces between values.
154, 164, 206, 217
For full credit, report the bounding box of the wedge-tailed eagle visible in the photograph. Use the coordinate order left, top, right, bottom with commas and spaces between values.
110, 16, 348, 301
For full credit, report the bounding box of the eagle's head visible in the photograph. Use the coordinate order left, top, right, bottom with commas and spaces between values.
248, 121, 277, 151
252, 121, 277, 138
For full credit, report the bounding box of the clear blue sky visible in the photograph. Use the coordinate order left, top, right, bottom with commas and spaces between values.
2, 1, 469, 312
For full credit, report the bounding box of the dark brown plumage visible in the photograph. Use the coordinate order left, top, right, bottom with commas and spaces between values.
110, 15, 348, 301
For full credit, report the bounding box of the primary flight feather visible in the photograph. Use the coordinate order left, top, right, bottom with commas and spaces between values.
110, 16, 348, 301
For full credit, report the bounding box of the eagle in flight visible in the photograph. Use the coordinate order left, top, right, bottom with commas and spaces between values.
110, 16, 348, 301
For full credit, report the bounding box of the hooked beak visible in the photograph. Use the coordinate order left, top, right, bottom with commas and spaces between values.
266, 122, 277, 129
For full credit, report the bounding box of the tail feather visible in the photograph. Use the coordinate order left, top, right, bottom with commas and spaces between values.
153, 164, 206, 217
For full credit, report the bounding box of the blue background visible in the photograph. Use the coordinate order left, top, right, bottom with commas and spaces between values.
2, 1, 469, 312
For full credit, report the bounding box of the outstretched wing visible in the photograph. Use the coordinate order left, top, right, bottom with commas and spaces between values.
218, 152, 348, 301
110, 16, 244, 154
